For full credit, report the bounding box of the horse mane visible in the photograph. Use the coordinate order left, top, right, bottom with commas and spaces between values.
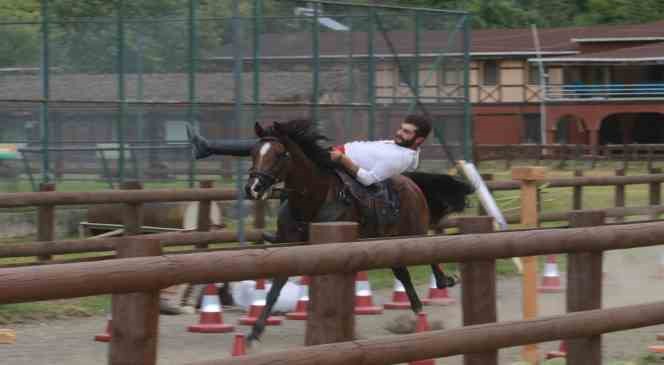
267, 119, 336, 169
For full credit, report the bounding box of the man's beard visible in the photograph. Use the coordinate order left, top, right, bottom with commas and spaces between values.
395, 136, 417, 148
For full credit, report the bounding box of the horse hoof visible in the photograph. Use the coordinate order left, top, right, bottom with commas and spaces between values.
445, 274, 460, 288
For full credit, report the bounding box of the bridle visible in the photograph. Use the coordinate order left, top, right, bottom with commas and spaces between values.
248, 137, 291, 187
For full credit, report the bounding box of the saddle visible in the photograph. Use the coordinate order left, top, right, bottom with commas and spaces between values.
334, 169, 401, 233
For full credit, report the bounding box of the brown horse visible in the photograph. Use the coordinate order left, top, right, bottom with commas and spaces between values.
243, 119, 473, 343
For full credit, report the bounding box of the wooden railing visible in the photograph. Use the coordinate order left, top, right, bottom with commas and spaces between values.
2, 171, 664, 364
473, 144, 664, 170
1, 213, 664, 364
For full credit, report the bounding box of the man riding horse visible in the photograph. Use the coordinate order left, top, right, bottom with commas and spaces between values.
186, 115, 473, 343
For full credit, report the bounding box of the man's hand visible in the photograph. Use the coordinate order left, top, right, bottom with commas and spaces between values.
330, 150, 360, 177
330, 149, 344, 162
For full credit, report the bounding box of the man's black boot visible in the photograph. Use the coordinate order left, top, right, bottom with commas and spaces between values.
186, 124, 212, 160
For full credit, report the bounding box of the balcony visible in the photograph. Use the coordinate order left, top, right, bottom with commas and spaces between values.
545, 83, 664, 101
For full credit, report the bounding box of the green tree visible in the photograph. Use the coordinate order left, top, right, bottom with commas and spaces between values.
0, 0, 40, 67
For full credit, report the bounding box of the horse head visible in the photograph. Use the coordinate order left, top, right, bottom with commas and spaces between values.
245, 122, 292, 200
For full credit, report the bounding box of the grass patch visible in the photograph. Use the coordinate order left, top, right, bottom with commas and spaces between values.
0, 296, 109, 325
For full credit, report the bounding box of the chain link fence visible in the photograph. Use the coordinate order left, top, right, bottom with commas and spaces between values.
0, 0, 470, 192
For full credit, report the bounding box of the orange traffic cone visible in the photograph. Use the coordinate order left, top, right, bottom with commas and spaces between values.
286, 276, 310, 320
187, 284, 234, 333
649, 344, 664, 354
384, 278, 411, 310
538, 255, 564, 293
409, 313, 435, 365
546, 340, 567, 359
354, 271, 383, 315
231, 333, 247, 356
94, 314, 112, 342
238, 279, 283, 325
422, 270, 456, 306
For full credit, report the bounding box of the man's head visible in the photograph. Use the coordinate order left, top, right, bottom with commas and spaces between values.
394, 114, 432, 149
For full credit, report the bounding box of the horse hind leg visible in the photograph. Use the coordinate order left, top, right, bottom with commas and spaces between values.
391, 267, 423, 314
431, 263, 458, 289
246, 276, 289, 345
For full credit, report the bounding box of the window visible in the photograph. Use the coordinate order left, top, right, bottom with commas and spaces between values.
398, 62, 417, 87
482, 60, 499, 86
522, 114, 541, 143
165, 120, 189, 144
442, 63, 461, 85
528, 63, 542, 85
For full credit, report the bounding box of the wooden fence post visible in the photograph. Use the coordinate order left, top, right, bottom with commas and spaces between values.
512, 166, 546, 365
306, 222, 358, 346
37, 182, 56, 262
649, 168, 662, 220
647, 145, 655, 171
536, 144, 542, 166
573, 170, 583, 210
458, 216, 497, 365
505, 145, 513, 170
614, 169, 625, 223
574, 144, 583, 169
109, 237, 161, 365
566, 211, 605, 365
196, 180, 213, 249
109, 181, 160, 365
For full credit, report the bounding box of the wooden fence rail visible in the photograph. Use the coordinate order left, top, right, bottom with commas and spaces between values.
185, 300, 664, 365
473, 143, 664, 170
2, 220, 664, 304
0, 229, 266, 259
0, 188, 239, 207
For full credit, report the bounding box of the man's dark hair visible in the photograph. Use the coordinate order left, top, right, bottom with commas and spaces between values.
404, 114, 432, 139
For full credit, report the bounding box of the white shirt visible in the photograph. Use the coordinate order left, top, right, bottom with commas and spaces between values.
343, 140, 420, 186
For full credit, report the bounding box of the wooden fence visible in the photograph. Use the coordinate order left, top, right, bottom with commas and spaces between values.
438, 168, 664, 227
2, 178, 664, 364
473, 143, 664, 170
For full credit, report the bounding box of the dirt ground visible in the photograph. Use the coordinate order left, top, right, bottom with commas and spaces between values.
3, 247, 664, 364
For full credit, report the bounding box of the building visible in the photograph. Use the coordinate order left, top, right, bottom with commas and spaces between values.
2, 20, 663, 154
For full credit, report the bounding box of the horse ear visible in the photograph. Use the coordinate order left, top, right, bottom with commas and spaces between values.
254, 122, 265, 137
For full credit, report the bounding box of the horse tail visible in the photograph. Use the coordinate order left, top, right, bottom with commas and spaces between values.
402, 172, 474, 225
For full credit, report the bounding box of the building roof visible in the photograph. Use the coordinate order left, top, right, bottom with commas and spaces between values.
531, 41, 664, 64
0, 69, 361, 103
211, 20, 664, 59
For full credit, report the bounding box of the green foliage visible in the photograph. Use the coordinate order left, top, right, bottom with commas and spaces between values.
0, 0, 662, 70
0, 0, 40, 67
394, 0, 664, 28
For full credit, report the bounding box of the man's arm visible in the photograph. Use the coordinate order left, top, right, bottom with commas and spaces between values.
330, 149, 407, 186
337, 154, 359, 176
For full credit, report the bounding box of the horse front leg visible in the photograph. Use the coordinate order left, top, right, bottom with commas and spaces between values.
431, 263, 458, 289
246, 276, 289, 345
391, 267, 422, 314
